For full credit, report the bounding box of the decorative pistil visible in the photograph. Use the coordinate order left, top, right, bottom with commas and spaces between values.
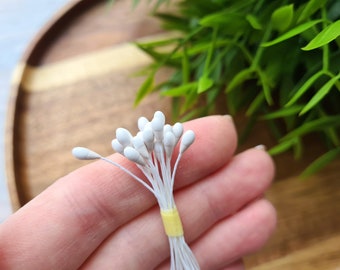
72, 111, 200, 270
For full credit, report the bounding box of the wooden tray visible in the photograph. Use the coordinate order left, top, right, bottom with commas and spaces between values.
6, 0, 173, 209
5, 0, 340, 269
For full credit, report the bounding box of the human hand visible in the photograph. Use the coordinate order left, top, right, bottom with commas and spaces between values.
0, 115, 276, 269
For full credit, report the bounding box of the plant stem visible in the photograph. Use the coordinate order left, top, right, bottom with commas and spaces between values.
203, 26, 218, 75
321, 7, 330, 72
251, 25, 272, 69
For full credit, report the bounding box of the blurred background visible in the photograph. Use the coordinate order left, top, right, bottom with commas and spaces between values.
0, 0, 71, 222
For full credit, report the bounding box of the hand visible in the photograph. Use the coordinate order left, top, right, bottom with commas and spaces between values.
0, 115, 276, 269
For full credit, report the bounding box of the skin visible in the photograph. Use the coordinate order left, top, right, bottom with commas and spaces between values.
0, 115, 276, 269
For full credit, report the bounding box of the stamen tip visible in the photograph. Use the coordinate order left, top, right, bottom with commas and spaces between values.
72, 147, 101, 160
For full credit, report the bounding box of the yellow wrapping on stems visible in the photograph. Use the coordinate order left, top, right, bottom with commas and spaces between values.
160, 208, 184, 237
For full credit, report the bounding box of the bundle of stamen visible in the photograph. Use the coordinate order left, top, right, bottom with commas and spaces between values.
72, 111, 200, 270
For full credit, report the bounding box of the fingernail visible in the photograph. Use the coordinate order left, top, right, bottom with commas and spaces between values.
254, 144, 267, 151
223, 114, 234, 123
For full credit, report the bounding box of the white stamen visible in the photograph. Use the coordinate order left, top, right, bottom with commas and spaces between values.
132, 136, 149, 159
72, 111, 199, 270
124, 146, 146, 166
138, 116, 149, 131
180, 130, 195, 154
172, 122, 183, 138
116, 128, 132, 147
151, 117, 164, 142
154, 111, 165, 125
172, 122, 184, 146
164, 131, 176, 158
163, 124, 172, 134
143, 127, 154, 152
111, 139, 124, 154
72, 147, 101, 160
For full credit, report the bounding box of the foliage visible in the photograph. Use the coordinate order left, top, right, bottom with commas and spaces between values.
132, 0, 340, 176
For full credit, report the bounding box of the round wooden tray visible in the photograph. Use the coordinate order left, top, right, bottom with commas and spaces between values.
5, 1, 340, 268
6, 0, 172, 210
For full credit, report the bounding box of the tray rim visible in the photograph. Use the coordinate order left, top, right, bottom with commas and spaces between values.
5, 0, 99, 211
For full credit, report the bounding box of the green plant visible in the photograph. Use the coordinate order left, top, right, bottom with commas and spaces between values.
132, 0, 340, 176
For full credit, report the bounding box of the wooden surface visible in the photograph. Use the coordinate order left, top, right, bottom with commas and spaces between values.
6, 0, 170, 208
5, 0, 340, 269
0, 0, 73, 222
245, 161, 340, 269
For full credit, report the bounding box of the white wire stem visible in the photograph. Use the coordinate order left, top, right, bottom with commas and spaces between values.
169, 236, 200, 270
72, 111, 199, 270
100, 156, 157, 197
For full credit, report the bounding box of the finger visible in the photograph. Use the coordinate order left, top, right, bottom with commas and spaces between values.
219, 260, 245, 270
192, 199, 276, 270
0, 115, 236, 270
80, 148, 275, 269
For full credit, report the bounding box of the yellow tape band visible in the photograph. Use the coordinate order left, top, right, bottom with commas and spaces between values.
160, 208, 184, 237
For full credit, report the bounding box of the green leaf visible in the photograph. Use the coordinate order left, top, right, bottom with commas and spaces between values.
285, 70, 325, 107
262, 19, 323, 47
179, 106, 205, 122
200, 11, 247, 30
246, 92, 265, 116
135, 37, 180, 49
258, 69, 273, 105
271, 4, 294, 32
134, 74, 154, 106
298, 0, 328, 23
207, 86, 220, 105
182, 45, 190, 83
197, 76, 214, 93
325, 125, 340, 146
154, 13, 189, 31
172, 39, 233, 59
246, 14, 263, 30
261, 105, 304, 120
302, 20, 340, 50
293, 137, 303, 159
301, 148, 340, 178
268, 138, 296, 155
226, 68, 255, 92
135, 44, 168, 62
182, 87, 199, 112
282, 116, 340, 140
161, 82, 198, 97
299, 73, 340, 115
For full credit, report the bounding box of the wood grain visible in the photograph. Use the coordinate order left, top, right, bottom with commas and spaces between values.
5, 0, 340, 269
250, 235, 340, 270
7, 0, 168, 208
245, 160, 340, 268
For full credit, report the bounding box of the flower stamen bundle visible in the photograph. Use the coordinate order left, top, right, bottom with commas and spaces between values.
72, 111, 200, 270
